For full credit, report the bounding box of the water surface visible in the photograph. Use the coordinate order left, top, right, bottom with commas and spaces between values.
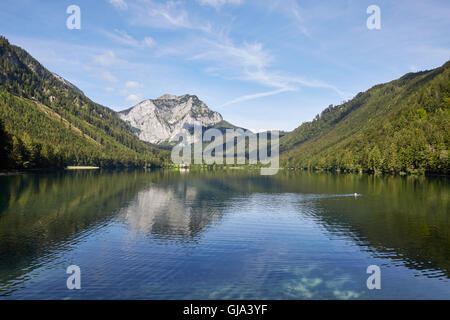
0, 170, 448, 299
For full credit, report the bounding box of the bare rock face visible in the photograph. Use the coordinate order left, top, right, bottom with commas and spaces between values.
119, 94, 223, 144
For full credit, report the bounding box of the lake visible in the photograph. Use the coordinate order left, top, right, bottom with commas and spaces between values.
0, 169, 448, 299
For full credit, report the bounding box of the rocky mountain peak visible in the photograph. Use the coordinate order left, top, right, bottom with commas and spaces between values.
158, 94, 179, 100
119, 94, 223, 144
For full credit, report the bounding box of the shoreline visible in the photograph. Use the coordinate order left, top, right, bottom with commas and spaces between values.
0, 166, 448, 177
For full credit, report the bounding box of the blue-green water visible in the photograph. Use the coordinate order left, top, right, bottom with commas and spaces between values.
0, 170, 448, 299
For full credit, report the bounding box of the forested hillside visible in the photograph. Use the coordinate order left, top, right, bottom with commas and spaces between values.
1, 34, 448, 174
0, 36, 168, 170
281, 61, 450, 174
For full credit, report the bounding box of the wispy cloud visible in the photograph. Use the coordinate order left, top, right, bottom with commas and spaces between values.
268, 0, 309, 37
192, 39, 273, 75
220, 88, 293, 107
142, 37, 156, 47
289, 0, 309, 37
108, 0, 326, 109
126, 94, 142, 104
125, 81, 142, 88
197, 0, 243, 9
190, 36, 347, 105
107, 0, 128, 11
103, 29, 156, 48
101, 71, 118, 83
130, 0, 212, 32
94, 50, 117, 67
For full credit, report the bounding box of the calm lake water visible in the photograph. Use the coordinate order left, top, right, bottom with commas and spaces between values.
0, 169, 448, 299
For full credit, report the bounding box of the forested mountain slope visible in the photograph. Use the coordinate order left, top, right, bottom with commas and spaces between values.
0, 36, 168, 169
281, 61, 450, 174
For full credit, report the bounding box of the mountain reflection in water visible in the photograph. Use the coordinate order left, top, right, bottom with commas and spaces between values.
0, 170, 448, 299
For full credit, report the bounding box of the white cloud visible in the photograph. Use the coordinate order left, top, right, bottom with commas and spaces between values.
190, 36, 348, 105
105, 87, 115, 92
197, 0, 243, 9
125, 81, 142, 88
106, 30, 140, 47
191, 39, 274, 80
269, 0, 309, 37
130, 0, 212, 32
103, 29, 156, 48
101, 71, 118, 83
94, 50, 117, 66
142, 37, 156, 47
192, 37, 346, 95
126, 94, 142, 105
107, 0, 128, 10
289, 0, 309, 37
220, 88, 293, 107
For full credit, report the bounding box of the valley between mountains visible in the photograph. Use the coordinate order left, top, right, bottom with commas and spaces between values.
0, 36, 448, 174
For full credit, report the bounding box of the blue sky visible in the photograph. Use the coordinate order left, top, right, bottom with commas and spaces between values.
0, 0, 449, 131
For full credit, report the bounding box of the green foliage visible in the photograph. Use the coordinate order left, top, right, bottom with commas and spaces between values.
281, 61, 450, 175
0, 36, 169, 170
0, 118, 12, 168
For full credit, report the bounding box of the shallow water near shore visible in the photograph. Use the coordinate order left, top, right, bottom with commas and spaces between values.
0, 169, 448, 299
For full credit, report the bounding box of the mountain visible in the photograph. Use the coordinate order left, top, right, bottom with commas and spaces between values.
0, 36, 169, 170
281, 61, 450, 174
51, 72, 84, 95
2, 34, 448, 174
119, 94, 244, 145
